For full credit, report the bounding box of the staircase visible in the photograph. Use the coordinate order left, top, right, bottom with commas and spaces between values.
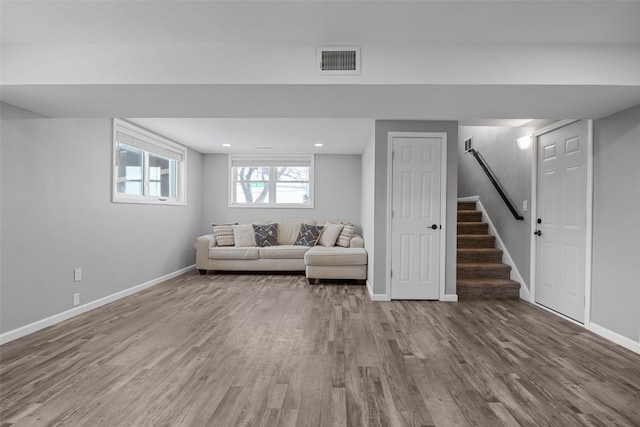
457, 201, 520, 299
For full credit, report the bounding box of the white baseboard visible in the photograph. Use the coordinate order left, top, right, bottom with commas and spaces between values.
0, 265, 195, 345
366, 280, 389, 301
442, 294, 458, 302
587, 322, 640, 355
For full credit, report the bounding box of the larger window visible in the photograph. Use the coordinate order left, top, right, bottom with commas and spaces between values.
229, 155, 314, 208
113, 119, 187, 205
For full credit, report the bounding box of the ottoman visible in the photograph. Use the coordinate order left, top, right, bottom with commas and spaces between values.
304, 247, 368, 284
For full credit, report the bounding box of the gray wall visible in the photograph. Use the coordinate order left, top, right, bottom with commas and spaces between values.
373, 120, 458, 296
592, 104, 640, 343
360, 131, 376, 289
201, 153, 361, 233
457, 126, 533, 289
0, 104, 203, 334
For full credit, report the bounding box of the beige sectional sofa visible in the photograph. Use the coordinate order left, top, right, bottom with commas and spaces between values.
196, 219, 367, 282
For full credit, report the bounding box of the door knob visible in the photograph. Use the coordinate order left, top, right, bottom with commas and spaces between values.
534, 230, 542, 236
430, 224, 438, 230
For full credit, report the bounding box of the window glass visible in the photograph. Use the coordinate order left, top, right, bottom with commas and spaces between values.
117, 145, 143, 196
229, 156, 313, 208
113, 119, 186, 205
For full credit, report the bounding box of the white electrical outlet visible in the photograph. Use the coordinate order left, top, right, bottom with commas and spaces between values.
523, 200, 528, 212
74, 267, 82, 282
73, 293, 80, 306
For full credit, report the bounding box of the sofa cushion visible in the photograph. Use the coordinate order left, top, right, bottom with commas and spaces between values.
336, 224, 355, 247
275, 220, 316, 245
294, 224, 324, 246
253, 223, 278, 247
259, 245, 310, 259
209, 247, 260, 260
233, 224, 256, 247
305, 247, 367, 266
317, 222, 344, 247
213, 225, 235, 247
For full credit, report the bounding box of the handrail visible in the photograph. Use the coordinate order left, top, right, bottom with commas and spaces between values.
466, 148, 524, 221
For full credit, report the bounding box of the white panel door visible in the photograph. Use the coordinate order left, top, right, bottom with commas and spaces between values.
535, 121, 588, 323
391, 136, 442, 300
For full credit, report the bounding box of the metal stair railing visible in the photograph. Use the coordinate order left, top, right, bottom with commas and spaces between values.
466, 148, 524, 221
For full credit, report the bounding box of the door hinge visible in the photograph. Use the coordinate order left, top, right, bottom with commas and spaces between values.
392, 210, 394, 219
390, 270, 393, 278
392, 151, 395, 160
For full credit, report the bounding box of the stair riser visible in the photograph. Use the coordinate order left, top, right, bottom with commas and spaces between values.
457, 251, 503, 263
457, 267, 511, 280
457, 223, 489, 235
457, 288, 519, 299
457, 236, 496, 248
457, 202, 477, 211
457, 211, 482, 222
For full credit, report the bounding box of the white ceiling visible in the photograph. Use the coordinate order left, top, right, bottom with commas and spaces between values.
3, 1, 639, 45
129, 118, 374, 154
2, 0, 640, 154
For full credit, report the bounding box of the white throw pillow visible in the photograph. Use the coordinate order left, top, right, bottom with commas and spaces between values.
318, 222, 344, 247
213, 225, 235, 246
233, 224, 257, 247
336, 224, 355, 247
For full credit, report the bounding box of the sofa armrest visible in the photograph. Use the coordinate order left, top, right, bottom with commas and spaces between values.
196, 234, 216, 269
349, 234, 364, 248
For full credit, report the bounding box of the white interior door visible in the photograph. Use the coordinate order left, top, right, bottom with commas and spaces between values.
390, 135, 443, 300
535, 120, 588, 323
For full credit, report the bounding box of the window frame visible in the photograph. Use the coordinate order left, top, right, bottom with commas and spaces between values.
228, 154, 314, 209
112, 119, 187, 206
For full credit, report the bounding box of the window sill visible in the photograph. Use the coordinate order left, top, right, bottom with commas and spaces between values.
113, 196, 186, 206
228, 203, 313, 209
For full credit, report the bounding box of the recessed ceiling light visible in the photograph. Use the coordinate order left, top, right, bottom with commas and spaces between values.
314, 143, 324, 147
222, 143, 231, 147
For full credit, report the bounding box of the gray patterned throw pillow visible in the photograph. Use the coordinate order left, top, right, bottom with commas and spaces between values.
294, 224, 324, 246
253, 224, 278, 247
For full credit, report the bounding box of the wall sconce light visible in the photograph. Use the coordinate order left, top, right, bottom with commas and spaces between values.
517, 135, 532, 150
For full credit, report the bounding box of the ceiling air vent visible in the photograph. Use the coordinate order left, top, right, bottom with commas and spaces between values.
317, 47, 360, 75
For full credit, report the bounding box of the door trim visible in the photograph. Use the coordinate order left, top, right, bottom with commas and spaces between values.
385, 132, 448, 301
529, 119, 593, 325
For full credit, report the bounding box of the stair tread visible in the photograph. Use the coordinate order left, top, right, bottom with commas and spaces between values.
457, 248, 502, 252
458, 262, 511, 268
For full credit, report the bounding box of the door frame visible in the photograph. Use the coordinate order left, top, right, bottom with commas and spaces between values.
529, 119, 594, 325
385, 132, 448, 301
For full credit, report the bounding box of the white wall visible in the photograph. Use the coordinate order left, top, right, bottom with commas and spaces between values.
201, 154, 361, 233
591, 104, 640, 345
457, 126, 534, 290
0, 104, 203, 334
360, 131, 376, 291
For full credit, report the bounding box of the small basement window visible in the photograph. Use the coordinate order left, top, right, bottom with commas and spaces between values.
229, 155, 314, 208
113, 119, 187, 205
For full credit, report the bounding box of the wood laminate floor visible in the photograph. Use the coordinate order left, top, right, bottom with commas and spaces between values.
1, 272, 639, 426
